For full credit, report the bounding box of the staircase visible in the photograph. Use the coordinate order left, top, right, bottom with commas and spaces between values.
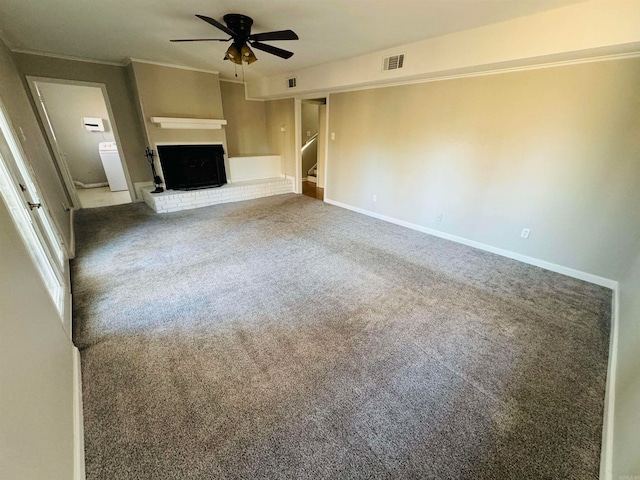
307, 164, 318, 184
302, 133, 318, 183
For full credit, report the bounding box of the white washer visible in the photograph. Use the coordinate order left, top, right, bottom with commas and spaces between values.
98, 142, 128, 192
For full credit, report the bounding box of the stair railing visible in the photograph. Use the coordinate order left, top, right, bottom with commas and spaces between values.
301, 133, 318, 153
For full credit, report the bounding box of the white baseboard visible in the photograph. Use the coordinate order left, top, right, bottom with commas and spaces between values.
68, 208, 76, 259
324, 196, 620, 478
74, 180, 108, 189
73, 347, 86, 480
323, 197, 618, 289
600, 287, 619, 480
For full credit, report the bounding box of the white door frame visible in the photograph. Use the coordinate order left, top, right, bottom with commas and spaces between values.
26, 76, 135, 208
0, 96, 68, 323
295, 95, 329, 198
294, 98, 302, 194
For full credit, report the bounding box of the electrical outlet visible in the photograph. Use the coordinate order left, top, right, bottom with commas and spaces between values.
372, 194, 377, 202
280, 126, 286, 132
436, 213, 443, 223
331, 132, 335, 140
521, 228, 531, 239
307, 131, 311, 137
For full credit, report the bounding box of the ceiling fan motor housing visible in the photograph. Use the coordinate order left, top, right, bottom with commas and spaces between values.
224, 14, 253, 43
173, 13, 297, 63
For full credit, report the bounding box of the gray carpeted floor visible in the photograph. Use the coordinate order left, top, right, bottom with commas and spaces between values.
72, 193, 611, 479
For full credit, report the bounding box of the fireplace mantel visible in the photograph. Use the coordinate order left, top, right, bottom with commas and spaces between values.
150, 117, 227, 130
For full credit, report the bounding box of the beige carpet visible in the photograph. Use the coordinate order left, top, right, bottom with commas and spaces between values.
72, 193, 611, 479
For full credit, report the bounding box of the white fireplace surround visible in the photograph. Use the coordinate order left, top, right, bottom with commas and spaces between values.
145, 143, 292, 213
153, 142, 280, 186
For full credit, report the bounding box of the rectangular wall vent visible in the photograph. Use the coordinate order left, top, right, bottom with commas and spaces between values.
383, 54, 405, 72
287, 77, 297, 88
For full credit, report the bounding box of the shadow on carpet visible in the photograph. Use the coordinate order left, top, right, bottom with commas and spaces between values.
72, 194, 611, 479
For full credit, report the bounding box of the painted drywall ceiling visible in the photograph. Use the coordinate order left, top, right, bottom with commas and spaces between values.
0, 0, 585, 80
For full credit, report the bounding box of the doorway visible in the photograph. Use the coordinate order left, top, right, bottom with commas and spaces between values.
0, 96, 67, 320
27, 78, 133, 209
299, 98, 327, 201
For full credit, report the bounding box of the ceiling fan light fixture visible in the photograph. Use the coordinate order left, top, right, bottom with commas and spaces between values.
178, 14, 298, 65
241, 44, 258, 64
225, 44, 242, 65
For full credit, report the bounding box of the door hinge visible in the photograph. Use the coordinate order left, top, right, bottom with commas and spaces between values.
27, 202, 42, 210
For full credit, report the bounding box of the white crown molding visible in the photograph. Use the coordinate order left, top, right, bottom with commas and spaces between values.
126, 58, 219, 75
220, 78, 245, 84
10, 48, 126, 66
337, 51, 640, 96
8, 49, 225, 75
244, 82, 265, 102
219, 78, 268, 102
248, 50, 640, 101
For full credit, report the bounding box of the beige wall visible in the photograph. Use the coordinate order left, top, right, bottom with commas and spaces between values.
326, 57, 640, 281
0, 199, 76, 480
36, 82, 114, 185
614, 246, 640, 478
265, 98, 296, 178
0, 40, 76, 479
130, 61, 228, 183
301, 102, 319, 144
12, 53, 150, 192
220, 81, 269, 156
0, 44, 71, 248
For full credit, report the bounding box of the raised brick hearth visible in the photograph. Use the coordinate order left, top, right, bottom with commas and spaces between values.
142, 177, 293, 213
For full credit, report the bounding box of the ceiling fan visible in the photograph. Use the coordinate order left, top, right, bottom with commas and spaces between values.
171, 14, 298, 65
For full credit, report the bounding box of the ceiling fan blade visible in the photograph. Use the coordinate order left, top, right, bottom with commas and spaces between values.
170, 38, 230, 42
250, 41, 294, 59
195, 14, 235, 37
249, 30, 299, 42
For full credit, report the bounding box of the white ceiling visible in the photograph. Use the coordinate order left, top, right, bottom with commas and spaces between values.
0, 0, 585, 80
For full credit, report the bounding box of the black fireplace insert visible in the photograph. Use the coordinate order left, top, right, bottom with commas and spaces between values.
158, 144, 227, 190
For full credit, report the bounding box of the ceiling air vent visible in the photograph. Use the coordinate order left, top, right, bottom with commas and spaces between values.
383, 54, 405, 72
287, 77, 297, 88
